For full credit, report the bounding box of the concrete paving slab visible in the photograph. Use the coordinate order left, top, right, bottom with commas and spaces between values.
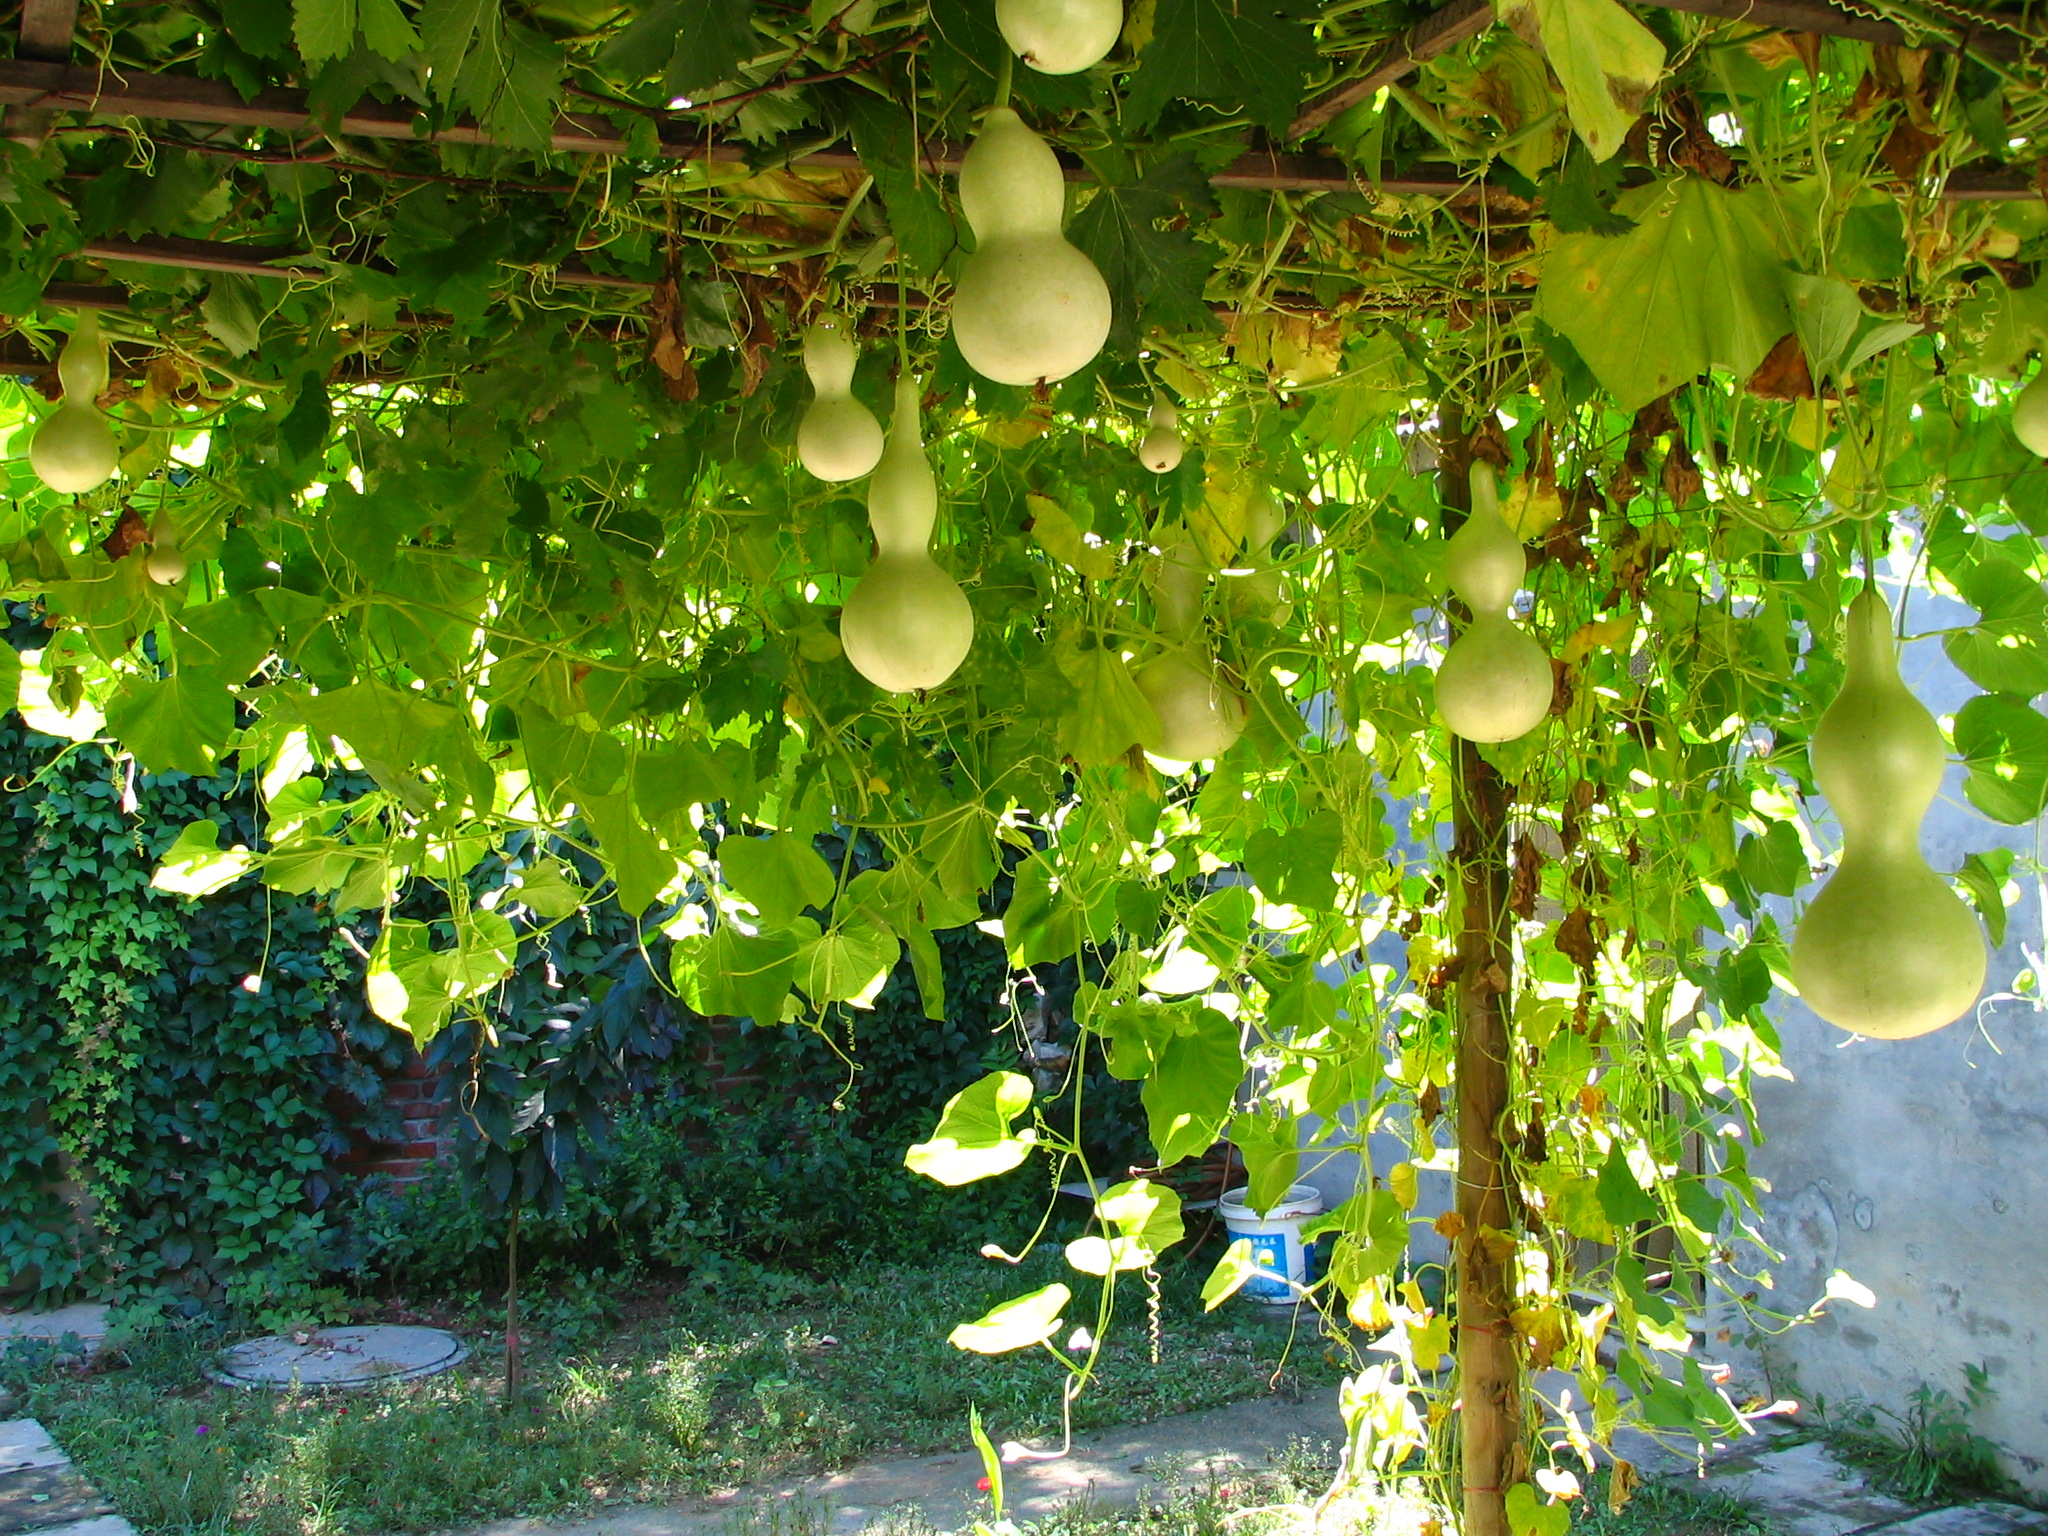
208, 1325, 468, 1390
465, 1390, 1344, 1536
30, 1519, 136, 1536
1708, 1439, 1917, 1536
0, 1464, 114, 1536
1857, 1504, 2048, 1535
0, 1310, 106, 1350
0, 1425, 63, 1476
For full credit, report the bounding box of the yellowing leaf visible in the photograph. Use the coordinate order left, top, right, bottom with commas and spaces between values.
1562, 615, 1634, 663
1500, 476, 1563, 539
906, 1071, 1038, 1185
152, 820, 256, 897
1028, 494, 1118, 580
1500, 0, 1665, 162
1201, 1238, 1261, 1310
1388, 1161, 1419, 1211
1193, 461, 1250, 566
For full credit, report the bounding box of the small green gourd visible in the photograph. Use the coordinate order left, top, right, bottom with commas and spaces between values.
996, 0, 1122, 73
1236, 484, 1290, 624
29, 314, 119, 495
146, 513, 188, 586
839, 376, 975, 693
796, 315, 884, 482
1790, 588, 1987, 1039
1433, 462, 1552, 742
951, 108, 1111, 387
2014, 372, 2048, 457
1135, 534, 1245, 762
1137, 392, 1183, 473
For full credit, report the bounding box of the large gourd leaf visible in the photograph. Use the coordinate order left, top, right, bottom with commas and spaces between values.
1537, 176, 1791, 411
1498, 0, 1664, 162
1142, 1005, 1244, 1164
1956, 693, 2048, 824
948, 1283, 1070, 1353
905, 1070, 1038, 1185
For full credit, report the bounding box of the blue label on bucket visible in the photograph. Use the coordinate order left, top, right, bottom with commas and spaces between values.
1242, 1233, 1293, 1298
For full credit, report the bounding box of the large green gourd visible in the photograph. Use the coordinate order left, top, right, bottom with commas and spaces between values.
2014, 372, 2048, 456
951, 108, 1111, 387
839, 376, 975, 693
796, 314, 884, 482
995, 0, 1122, 73
28, 314, 119, 495
1790, 589, 1987, 1038
1433, 463, 1553, 742
1135, 534, 1245, 762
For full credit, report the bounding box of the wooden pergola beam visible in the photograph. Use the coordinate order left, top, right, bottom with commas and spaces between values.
4, 0, 78, 145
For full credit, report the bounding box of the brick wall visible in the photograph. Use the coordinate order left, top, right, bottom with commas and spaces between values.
338, 1051, 451, 1188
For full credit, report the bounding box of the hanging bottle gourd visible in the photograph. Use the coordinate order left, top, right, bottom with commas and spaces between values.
1791, 588, 1987, 1039
796, 314, 884, 482
145, 513, 188, 586
1434, 461, 1552, 742
996, 0, 1122, 73
29, 314, 119, 495
1136, 533, 1245, 762
839, 375, 975, 693
1137, 392, 1183, 473
1240, 484, 1290, 625
2013, 371, 2048, 456
952, 108, 1111, 388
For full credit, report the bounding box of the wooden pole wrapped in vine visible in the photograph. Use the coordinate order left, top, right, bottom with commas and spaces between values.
1442, 421, 1522, 1536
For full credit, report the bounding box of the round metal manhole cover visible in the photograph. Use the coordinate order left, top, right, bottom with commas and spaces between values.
206, 1325, 469, 1391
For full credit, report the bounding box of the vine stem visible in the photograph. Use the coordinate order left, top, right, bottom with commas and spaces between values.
992, 49, 1013, 112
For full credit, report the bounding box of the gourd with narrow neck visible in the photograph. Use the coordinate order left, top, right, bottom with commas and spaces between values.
1235, 484, 1290, 624
1135, 533, 1245, 762
2014, 371, 2048, 456
1432, 462, 1553, 742
951, 108, 1112, 387
996, 0, 1122, 74
796, 315, 884, 482
1790, 589, 1987, 1038
839, 376, 975, 693
146, 513, 188, 585
29, 314, 119, 495
1137, 392, 1183, 473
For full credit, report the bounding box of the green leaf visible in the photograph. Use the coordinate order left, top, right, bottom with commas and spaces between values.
1783, 272, 1863, 384
1542, 148, 1635, 236
948, 1282, 1070, 1353
1500, 0, 1663, 162
1229, 1109, 1301, 1213
1735, 818, 1807, 898
921, 811, 998, 902
1242, 810, 1342, 910
1067, 1179, 1185, 1275
151, 820, 256, 897
671, 920, 815, 1022
478, 23, 567, 154
176, 595, 274, 682
795, 914, 899, 1006
294, 0, 358, 68
512, 858, 586, 921
106, 670, 234, 777
419, 0, 494, 102
1143, 1005, 1243, 1165
358, 0, 420, 60
1070, 155, 1220, 354
1056, 642, 1160, 766
1596, 1143, 1659, 1229
1946, 557, 2048, 696
1122, 0, 1318, 137
905, 1070, 1038, 1185
601, 0, 757, 93
366, 918, 454, 1043
1505, 1484, 1571, 1536
1201, 1237, 1260, 1311
582, 791, 678, 914
872, 166, 960, 278
1956, 693, 2048, 825
1957, 847, 2016, 948
720, 830, 836, 926
1536, 176, 1791, 412
201, 274, 265, 356
0, 640, 22, 717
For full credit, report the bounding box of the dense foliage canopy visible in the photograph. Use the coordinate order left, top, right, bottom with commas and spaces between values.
8, 0, 2048, 1527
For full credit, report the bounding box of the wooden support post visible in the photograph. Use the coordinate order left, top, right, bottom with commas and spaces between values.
1441, 423, 1522, 1536
5, 0, 78, 145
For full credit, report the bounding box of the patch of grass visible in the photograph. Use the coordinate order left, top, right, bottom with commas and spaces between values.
16, 1252, 1335, 1536
1570, 1466, 1777, 1535
1814, 1370, 2014, 1505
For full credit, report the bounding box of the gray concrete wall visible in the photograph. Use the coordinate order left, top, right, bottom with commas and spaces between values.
1746, 566, 2048, 1489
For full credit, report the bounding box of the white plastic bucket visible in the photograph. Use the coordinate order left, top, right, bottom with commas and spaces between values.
1218, 1183, 1324, 1304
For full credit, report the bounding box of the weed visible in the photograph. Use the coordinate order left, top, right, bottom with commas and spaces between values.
1818, 1366, 2012, 1503
1571, 1466, 1776, 1535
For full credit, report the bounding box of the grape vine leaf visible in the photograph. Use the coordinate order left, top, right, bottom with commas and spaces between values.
600, 0, 759, 95
293, 0, 358, 70
1499, 0, 1664, 162
1070, 154, 1220, 354
1122, 0, 1319, 138
359, 0, 421, 62
1537, 176, 1791, 411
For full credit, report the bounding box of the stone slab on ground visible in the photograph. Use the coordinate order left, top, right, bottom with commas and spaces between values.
0, 1423, 130, 1536
1860, 1505, 2048, 1535
208, 1324, 468, 1391
467, 1389, 1344, 1536
0, 1310, 107, 1352
1701, 1438, 1919, 1536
